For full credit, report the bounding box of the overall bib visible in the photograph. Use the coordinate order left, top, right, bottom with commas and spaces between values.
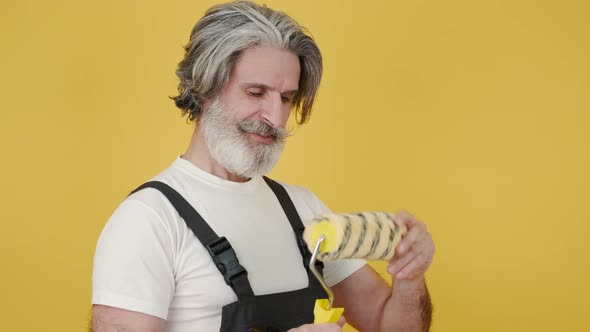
131, 177, 327, 331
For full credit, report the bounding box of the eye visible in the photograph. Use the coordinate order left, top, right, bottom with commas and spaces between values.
246, 89, 264, 98
281, 95, 294, 104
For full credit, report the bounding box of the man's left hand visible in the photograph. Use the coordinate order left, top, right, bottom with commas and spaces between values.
387, 210, 435, 280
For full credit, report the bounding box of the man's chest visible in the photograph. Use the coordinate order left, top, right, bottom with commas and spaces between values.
164, 205, 311, 325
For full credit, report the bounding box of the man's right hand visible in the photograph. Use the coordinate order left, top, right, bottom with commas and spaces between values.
287, 316, 346, 332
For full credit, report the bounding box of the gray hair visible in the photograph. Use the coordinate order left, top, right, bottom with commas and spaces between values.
171, 0, 323, 124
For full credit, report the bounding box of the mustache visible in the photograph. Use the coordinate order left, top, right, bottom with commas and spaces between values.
238, 120, 290, 141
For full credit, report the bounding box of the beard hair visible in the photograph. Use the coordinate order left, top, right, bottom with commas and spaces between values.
199, 98, 288, 178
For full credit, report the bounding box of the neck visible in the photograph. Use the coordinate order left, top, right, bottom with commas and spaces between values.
182, 125, 251, 183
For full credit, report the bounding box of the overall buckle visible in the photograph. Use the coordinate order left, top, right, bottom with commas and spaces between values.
206, 237, 247, 287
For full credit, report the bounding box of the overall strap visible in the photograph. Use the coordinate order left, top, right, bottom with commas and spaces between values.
130, 181, 254, 299
262, 177, 324, 284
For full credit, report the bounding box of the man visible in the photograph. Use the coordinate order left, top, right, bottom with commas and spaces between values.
92, 1, 435, 331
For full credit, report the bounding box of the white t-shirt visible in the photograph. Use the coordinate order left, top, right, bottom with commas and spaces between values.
92, 158, 366, 331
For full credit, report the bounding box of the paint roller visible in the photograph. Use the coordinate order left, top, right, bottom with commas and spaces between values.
303, 212, 407, 324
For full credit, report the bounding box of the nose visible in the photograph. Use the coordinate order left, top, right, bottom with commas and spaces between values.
261, 92, 287, 128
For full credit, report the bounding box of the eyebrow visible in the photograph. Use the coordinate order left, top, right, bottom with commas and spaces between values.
240, 83, 298, 95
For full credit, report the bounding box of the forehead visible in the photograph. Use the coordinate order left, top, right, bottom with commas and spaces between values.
229, 45, 301, 92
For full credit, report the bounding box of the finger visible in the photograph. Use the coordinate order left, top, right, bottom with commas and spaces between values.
392, 210, 418, 228
396, 253, 429, 279
336, 316, 346, 327
316, 322, 343, 331
396, 222, 426, 255
287, 323, 341, 331
393, 232, 435, 276
388, 246, 417, 275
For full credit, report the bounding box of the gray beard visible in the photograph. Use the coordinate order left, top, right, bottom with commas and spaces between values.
199, 98, 287, 178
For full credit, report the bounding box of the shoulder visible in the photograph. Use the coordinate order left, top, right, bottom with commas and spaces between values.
95, 175, 191, 270
96, 189, 179, 263
93, 185, 181, 319
113, 160, 193, 235
102, 185, 180, 236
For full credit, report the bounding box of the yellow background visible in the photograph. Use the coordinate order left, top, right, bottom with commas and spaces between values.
1, 0, 589, 331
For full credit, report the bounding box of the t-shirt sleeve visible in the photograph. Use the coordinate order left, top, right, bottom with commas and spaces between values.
92, 198, 175, 320
286, 184, 367, 287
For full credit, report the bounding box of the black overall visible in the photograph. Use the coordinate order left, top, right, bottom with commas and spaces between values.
131, 177, 327, 331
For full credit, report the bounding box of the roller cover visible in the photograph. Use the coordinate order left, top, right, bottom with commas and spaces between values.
303, 212, 407, 261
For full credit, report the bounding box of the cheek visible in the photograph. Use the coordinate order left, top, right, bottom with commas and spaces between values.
221, 92, 260, 119
280, 107, 292, 124
237, 103, 263, 121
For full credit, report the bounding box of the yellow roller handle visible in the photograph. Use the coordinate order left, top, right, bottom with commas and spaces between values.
313, 299, 344, 324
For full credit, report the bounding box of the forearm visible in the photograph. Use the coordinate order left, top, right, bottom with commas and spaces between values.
91, 305, 165, 332
379, 276, 432, 332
